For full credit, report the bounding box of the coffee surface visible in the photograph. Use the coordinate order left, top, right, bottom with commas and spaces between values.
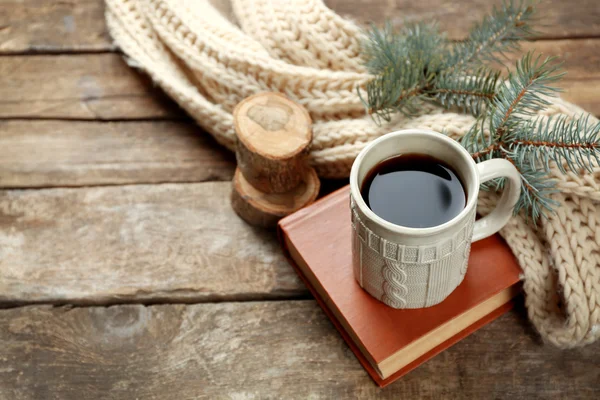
361, 154, 466, 228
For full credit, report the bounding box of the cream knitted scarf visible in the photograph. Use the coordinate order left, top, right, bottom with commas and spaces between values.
104, 0, 600, 347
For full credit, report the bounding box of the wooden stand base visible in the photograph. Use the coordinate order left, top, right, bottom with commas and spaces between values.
231, 167, 320, 228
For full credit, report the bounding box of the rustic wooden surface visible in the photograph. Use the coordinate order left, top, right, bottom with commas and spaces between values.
0, 54, 184, 120
1, 0, 599, 398
0, 120, 235, 187
0, 302, 597, 400
328, 0, 600, 40
2, 42, 599, 119
3, 0, 599, 54
0, 182, 303, 305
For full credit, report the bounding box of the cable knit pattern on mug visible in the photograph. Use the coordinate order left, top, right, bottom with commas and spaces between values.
104, 0, 600, 347
350, 195, 474, 308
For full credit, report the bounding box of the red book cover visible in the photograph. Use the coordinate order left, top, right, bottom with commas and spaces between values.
278, 186, 522, 387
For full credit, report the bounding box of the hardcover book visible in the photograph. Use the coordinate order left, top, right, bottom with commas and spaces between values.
278, 186, 522, 387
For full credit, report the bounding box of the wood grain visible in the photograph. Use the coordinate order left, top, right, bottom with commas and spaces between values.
0, 40, 598, 120
0, 301, 597, 399
0, 54, 183, 120
231, 167, 320, 228
327, 0, 600, 40
0, 3, 596, 398
518, 39, 600, 116
2, 0, 599, 54
0, 0, 113, 54
0, 120, 235, 188
0, 182, 304, 304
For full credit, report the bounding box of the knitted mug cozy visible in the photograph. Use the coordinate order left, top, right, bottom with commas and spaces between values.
105, 0, 600, 347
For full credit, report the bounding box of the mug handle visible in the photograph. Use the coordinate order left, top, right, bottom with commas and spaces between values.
472, 159, 522, 242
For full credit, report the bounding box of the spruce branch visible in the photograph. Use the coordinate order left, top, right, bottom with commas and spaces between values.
461, 113, 496, 160
360, 1, 537, 120
361, 21, 405, 76
401, 22, 447, 73
431, 68, 500, 115
359, 22, 442, 122
463, 53, 600, 220
510, 161, 558, 221
447, 0, 536, 71
490, 52, 564, 136
507, 114, 600, 174
359, 56, 429, 123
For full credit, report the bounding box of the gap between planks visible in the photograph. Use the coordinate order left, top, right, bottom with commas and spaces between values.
0, 49, 117, 56
0, 182, 308, 306
2, 0, 600, 56
0, 295, 314, 310
2, 35, 600, 56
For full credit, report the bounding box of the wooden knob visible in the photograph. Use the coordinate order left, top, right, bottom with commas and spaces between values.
231, 167, 320, 228
234, 92, 312, 194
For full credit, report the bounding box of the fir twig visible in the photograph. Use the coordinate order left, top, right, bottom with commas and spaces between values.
490, 52, 564, 138
431, 68, 500, 115
510, 161, 558, 221
463, 53, 599, 219
507, 114, 600, 174
447, 0, 536, 71
359, 22, 442, 122
360, 1, 537, 120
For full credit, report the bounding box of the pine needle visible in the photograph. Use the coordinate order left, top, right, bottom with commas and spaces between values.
432, 68, 500, 115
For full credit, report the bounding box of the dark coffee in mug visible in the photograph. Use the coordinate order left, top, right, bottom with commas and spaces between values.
360, 153, 466, 228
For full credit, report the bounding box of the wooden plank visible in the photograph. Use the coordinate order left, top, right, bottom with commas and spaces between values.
1, 40, 599, 120
0, 182, 303, 304
0, 54, 183, 120
0, 120, 235, 188
0, 301, 597, 399
560, 80, 600, 118
327, 0, 600, 40
2, 0, 599, 54
518, 39, 600, 116
0, 0, 113, 53
0, 0, 600, 54
518, 40, 599, 80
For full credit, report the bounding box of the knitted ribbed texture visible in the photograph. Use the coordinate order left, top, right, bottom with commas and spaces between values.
351, 195, 475, 309
104, 0, 599, 347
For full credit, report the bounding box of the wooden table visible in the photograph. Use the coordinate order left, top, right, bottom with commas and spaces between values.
1, 1, 599, 398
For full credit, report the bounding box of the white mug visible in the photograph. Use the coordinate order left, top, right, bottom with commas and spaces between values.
349, 129, 521, 309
